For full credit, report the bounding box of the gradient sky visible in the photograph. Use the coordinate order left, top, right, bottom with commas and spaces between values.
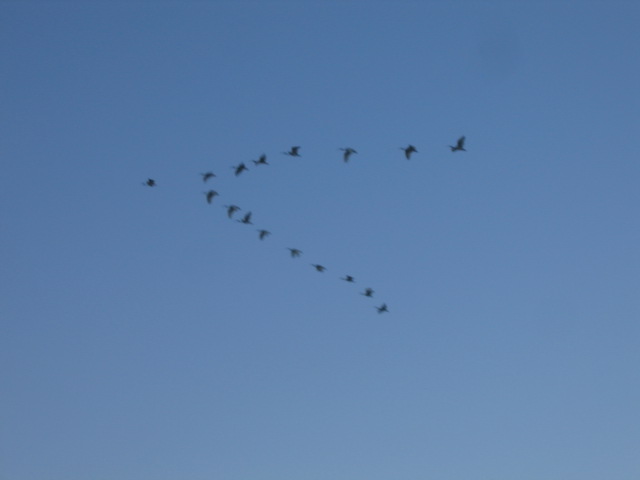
1, 1, 639, 479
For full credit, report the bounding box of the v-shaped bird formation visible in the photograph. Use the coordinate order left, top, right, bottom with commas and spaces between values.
143, 137, 468, 314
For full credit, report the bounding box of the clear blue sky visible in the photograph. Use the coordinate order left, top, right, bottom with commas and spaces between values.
1, 1, 639, 479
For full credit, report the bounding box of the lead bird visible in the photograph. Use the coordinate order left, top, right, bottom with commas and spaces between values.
143, 178, 156, 187
201, 172, 216, 182
284, 146, 301, 157
449, 136, 466, 152
340, 147, 357, 162
401, 145, 418, 159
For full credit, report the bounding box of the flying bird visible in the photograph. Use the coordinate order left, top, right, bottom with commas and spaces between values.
257, 229, 271, 240
342, 275, 355, 283
253, 154, 268, 166
401, 145, 418, 159
340, 147, 357, 162
238, 211, 252, 224
144, 178, 156, 187
201, 172, 216, 182
205, 190, 219, 204
312, 264, 326, 272
361, 288, 374, 297
224, 204, 240, 218
233, 162, 248, 176
288, 248, 302, 258
376, 303, 388, 313
449, 136, 466, 152
284, 146, 301, 157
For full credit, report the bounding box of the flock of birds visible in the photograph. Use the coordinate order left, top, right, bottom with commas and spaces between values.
143, 136, 467, 314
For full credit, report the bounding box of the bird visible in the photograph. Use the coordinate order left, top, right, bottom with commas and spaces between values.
342, 275, 355, 283
224, 204, 240, 218
361, 288, 374, 297
449, 136, 466, 152
205, 190, 218, 204
312, 264, 326, 272
401, 145, 418, 159
376, 303, 388, 313
288, 248, 302, 258
233, 162, 248, 176
253, 154, 268, 166
284, 146, 301, 157
257, 229, 270, 240
144, 178, 156, 187
238, 211, 252, 224
201, 172, 216, 182
340, 147, 357, 162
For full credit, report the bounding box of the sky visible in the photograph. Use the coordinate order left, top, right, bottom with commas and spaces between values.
1, 1, 639, 479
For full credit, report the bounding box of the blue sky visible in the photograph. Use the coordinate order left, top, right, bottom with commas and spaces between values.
1, 1, 639, 479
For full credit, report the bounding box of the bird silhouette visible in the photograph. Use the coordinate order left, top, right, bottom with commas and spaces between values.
401, 145, 418, 159
253, 154, 268, 166
238, 211, 252, 224
361, 288, 374, 297
257, 229, 270, 240
205, 190, 218, 204
224, 204, 240, 218
376, 303, 388, 313
312, 264, 326, 272
144, 178, 156, 187
201, 172, 216, 182
233, 162, 248, 176
449, 136, 466, 152
340, 147, 357, 162
284, 146, 301, 157
342, 275, 355, 283
288, 248, 302, 258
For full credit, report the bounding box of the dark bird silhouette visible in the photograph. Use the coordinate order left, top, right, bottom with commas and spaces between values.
257, 229, 270, 240
201, 172, 216, 182
401, 145, 418, 159
361, 288, 374, 297
449, 136, 466, 152
284, 146, 301, 157
205, 190, 219, 204
340, 147, 357, 162
376, 303, 388, 313
233, 162, 248, 176
253, 154, 268, 166
238, 211, 252, 224
342, 275, 355, 283
312, 264, 326, 272
288, 248, 302, 258
224, 204, 240, 218
144, 178, 156, 187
